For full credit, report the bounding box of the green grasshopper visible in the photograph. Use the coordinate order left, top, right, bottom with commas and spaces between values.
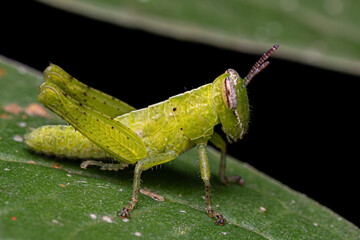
25, 45, 278, 225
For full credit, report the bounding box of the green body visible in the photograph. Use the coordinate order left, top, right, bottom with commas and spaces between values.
25, 44, 278, 225
26, 68, 249, 164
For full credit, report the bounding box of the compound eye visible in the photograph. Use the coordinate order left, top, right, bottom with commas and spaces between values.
222, 76, 238, 110
225, 69, 239, 85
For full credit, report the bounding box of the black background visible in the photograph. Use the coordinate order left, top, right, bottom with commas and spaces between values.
1, 2, 359, 226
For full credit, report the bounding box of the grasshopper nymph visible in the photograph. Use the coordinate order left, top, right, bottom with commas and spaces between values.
25, 45, 279, 225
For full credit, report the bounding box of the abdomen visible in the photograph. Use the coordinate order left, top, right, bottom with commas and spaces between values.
25, 125, 108, 159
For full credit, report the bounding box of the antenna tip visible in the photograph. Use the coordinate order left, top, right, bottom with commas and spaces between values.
244, 44, 279, 86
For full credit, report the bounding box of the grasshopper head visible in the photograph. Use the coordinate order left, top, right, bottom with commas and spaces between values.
215, 44, 279, 142
213, 69, 249, 142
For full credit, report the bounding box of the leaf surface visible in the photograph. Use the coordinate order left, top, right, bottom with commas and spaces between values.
0, 57, 359, 239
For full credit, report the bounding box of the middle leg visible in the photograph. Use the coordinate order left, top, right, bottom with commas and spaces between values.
210, 132, 244, 186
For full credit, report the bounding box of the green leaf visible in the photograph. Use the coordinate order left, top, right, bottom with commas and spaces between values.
37, 0, 360, 76
0, 56, 359, 240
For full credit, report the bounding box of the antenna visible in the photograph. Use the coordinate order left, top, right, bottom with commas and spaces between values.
244, 44, 279, 86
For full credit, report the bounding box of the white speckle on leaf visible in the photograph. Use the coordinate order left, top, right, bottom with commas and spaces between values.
4, 168, 10, 171
260, 206, 266, 213
134, 232, 142, 237
90, 214, 97, 220
13, 135, 23, 142
52, 219, 64, 226
67, 174, 72, 177
122, 218, 129, 223
313, 222, 318, 227
221, 232, 227, 235
180, 210, 186, 213
102, 216, 113, 223
77, 181, 88, 183
291, 200, 296, 205
17, 122, 26, 127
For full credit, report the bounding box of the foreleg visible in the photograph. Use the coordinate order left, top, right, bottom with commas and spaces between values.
209, 133, 243, 186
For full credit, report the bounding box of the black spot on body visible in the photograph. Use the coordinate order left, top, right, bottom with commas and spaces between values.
173, 108, 177, 111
